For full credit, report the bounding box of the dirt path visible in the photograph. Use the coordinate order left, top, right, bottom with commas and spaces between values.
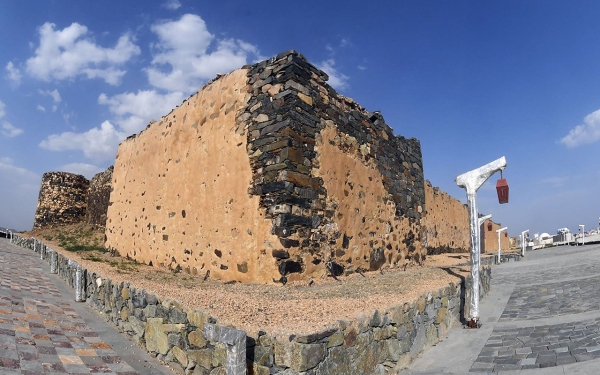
21, 225, 499, 337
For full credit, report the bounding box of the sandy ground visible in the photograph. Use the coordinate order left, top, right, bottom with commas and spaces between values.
20, 226, 501, 338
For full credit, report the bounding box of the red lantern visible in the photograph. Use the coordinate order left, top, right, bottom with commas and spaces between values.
496, 170, 509, 204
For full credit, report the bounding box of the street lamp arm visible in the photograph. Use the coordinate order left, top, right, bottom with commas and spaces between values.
456, 156, 507, 193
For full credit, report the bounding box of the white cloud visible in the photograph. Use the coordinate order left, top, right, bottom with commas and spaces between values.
0, 158, 37, 179
98, 90, 185, 134
316, 58, 349, 90
37, 105, 46, 112
5, 62, 22, 86
146, 14, 260, 93
59, 163, 104, 179
52, 105, 58, 112
1, 122, 23, 137
541, 176, 570, 187
560, 109, 600, 148
39, 120, 125, 161
0, 158, 39, 230
0, 100, 5, 119
358, 65, 367, 71
163, 0, 182, 10
39, 89, 61, 103
26, 22, 140, 85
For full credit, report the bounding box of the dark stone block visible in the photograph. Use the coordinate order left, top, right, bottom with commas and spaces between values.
169, 307, 187, 324
369, 248, 386, 271
260, 181, 292, 194
273, 227, 292, 238
279, 260, 303, 275
326, 261, 344, 276
280, 238, 299, 248
279, 214, 312, 227
294, 328, 337, 344
342, 234, 351, 249
272, 249, 290, 259
132, 292, 147, 309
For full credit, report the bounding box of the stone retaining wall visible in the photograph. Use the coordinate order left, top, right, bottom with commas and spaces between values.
10, 234, 491, 375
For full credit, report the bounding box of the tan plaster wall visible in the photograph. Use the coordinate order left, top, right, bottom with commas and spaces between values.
105, 69, 280, 283
312, 125, 424, 273
481, 219, 510, 254
422, 181, 470, 253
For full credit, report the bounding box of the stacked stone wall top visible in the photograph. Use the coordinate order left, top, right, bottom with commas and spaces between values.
86, 166, 113, 228
422, 180, 470, 254
33, 172, 89, 229
105, 68, 281, 283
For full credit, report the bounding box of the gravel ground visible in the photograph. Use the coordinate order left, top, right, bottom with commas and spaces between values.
21, 227, 486, 338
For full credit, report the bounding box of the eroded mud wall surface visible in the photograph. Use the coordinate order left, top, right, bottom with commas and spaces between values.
33, 172, 89, 229
422, 181, 470, 254
105, 69, 281, 283
106, 51, 428, 283
86, 166, 113, 228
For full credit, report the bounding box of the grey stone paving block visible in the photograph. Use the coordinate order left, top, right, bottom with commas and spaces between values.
470, 362, 494, 371
556, 356, 576, 365
516, 358, 532, 367
493, 363, 521, 371
19, 359, 44, 371
575, 353, 593, 362
539, 361, 557, 368
37, 353, 62, 363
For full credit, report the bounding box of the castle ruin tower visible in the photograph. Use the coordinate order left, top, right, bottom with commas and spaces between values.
33, 172, 89, 229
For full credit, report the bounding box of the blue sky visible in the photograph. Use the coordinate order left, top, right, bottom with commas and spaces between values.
0, 1, 599, 238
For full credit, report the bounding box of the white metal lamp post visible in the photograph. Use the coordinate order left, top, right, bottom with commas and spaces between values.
455, 156, 507, 326
521, 230, 529, 256
479, 214, 492, 228
579, 224, 585, 245
496, 227, 508, 264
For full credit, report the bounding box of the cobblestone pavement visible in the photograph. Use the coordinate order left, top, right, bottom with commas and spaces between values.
403, 243, 600, 374
471, 319, 600, 372
499, 275, 600, 321
469, 244, 600, 373
0, 238, 173, 375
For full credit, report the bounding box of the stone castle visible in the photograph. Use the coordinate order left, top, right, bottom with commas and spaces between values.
33, 50, 508, 283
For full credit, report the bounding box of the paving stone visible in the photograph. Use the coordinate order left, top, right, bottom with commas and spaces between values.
0, 239, 172, 374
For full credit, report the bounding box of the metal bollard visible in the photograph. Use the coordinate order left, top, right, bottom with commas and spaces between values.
75, 265, 85, 302
50, 249, 58, 274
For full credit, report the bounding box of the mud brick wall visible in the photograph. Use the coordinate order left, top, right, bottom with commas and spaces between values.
11, 234, 492, 375
33, 172, 89, 229
105, 50, 426, 283
480, 219, 510, 254
85, 166, 114, 228
422, 180, 470, 255
104, 68, 282, 283
245, 51, 426, 282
